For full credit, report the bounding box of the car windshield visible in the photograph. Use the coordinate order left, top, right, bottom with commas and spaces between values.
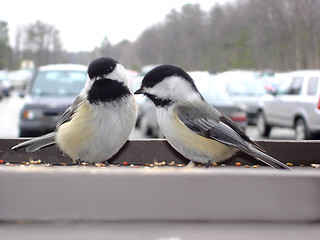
198, 84, 233, 105
30, 70, 87, 96
0, 71, 8, 81
227, 80, 266, 96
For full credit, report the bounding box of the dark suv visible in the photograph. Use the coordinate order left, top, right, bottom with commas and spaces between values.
19, 64, 87, 137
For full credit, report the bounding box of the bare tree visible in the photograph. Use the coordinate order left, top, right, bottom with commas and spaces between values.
8, 1, 317, 72
23, 20, 62, 66
0, 21, 11, 69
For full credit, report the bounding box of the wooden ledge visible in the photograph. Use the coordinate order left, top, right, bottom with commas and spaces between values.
1, 139, 320, 222
1, 139, 320, 166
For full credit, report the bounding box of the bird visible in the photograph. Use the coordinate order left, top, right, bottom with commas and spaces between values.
134, 64, 290, 170
12, 57, 137, 165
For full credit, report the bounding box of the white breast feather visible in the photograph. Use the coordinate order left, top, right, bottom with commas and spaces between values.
56, 96, 137, 163
157, 106, 237, 164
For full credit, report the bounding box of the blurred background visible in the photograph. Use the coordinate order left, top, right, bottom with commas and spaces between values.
1, 0, 320, 140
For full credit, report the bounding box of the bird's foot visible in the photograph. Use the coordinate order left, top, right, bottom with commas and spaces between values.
206, 160, 213, 168
185, 161, 195, 168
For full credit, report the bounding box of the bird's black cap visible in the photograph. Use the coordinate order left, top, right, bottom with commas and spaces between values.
88, 57, 118, 79
135, 64, 199, 95
142, 65, 196, 88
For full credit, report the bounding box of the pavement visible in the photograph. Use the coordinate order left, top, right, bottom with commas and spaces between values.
0, 91, 23, 138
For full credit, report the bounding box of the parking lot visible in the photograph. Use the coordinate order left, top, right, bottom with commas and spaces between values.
0, 90, 295, 140
0, 91, 318, 240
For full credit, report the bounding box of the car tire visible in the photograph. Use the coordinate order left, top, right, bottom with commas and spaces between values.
19, 129, 30, 137
294, 118, 309, 140
19, 129, 39, 137
257, 111, 271, 137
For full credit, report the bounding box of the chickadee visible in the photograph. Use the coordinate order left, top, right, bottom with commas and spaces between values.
13, 57, 137, 165
135, 65, 289, 169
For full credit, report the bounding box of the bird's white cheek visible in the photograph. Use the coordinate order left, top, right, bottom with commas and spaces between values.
147, 76, 200, 102
81, 78, 93, 96
109, 64, 129, 86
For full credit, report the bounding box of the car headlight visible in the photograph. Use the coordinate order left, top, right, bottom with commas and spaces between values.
22, 109, 43, 120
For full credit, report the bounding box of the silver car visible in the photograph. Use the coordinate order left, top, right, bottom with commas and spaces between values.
257, 70, 320, 140
18, 64, 87, 137
216, 71, 266, 125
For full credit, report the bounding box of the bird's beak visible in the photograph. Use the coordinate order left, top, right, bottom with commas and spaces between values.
134, 88, 144, 94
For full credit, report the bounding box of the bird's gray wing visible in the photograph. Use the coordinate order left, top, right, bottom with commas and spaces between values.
219, 114, 266, 152
177, 104, 252, 154
55, 95, 84, 129
176, 104, 289, 169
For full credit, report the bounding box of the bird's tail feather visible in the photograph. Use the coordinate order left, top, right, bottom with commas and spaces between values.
247, 144, 290, 170
12, 132, 56, 153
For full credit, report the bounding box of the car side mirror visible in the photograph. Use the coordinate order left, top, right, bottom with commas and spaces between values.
270, 89, 278, 95
265, 88, 277, 95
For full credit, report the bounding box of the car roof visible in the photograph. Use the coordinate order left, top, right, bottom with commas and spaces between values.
290, 70, 320, 77
38, 64, 87, 71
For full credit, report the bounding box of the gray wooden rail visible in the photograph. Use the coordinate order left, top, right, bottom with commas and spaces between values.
1, 139, 320, 166
1, 138, 320, 224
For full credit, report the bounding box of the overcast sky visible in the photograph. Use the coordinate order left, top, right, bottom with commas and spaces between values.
1, 0, 228, 52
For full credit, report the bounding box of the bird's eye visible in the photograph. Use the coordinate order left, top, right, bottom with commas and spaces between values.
107, 67, 113, 73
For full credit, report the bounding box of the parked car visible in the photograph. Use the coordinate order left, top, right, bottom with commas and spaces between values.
216, 71, 266, 125
0, 79, 3, 100
18, 64, 87, 137
199, 82, 248, 131
8, 69, 33, 89
0, 70, 12, 96
129, 75, 145, 127
257, 70, 320, 140
261, 72, 288, 93
139, 98, 161, 137
139, 80, 247, 138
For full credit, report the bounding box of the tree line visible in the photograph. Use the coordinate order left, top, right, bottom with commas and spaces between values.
1, 0, 320, 72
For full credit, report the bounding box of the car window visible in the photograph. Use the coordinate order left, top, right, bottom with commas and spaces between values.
0, 71, 8, 81
30, 70, 87, 96
226, 80, 265, 96
276, 77, 292, 95
307, 77, 319, 95
287, 77, 303, 95
200, 86, 233, 104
